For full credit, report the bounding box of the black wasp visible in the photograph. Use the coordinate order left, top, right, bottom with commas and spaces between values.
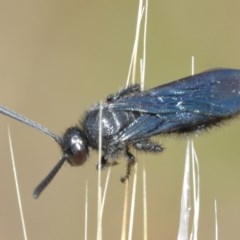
1, 68, 240, 198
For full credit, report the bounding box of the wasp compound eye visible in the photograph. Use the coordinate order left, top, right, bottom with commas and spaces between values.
61, 127, 89, 166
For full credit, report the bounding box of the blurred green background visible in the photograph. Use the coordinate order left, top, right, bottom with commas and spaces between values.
0, 0, 240, 239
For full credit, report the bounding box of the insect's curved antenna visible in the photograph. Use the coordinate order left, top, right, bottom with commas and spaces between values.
0, 105, 66, 198
32, 155, 68, 198
0, 105, 62, 144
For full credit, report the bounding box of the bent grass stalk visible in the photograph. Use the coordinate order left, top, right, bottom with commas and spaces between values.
8, 127, 28, 240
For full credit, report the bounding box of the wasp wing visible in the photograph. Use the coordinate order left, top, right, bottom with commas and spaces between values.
109, 69, 240, 143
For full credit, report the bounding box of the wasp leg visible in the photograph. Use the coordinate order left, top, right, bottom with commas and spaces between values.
96, 155, 109, 170
133, 140, 164, 153
107, 84, 141, 102
121, 149, 136, 183
96, 155, 119, 170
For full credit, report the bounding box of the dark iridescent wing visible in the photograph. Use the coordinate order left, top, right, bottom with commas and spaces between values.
109, 69, 240, 142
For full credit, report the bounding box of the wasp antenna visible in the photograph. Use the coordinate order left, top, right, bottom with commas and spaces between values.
0, 105, 62, 144
33, 156, 67, 198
